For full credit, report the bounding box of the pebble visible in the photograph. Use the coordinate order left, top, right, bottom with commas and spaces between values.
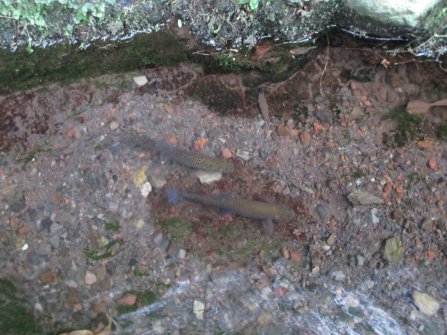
193, 300, 205, 320
109, 121, 119, 130
118, 293, 137, 306
383, 237, 404, 263
347, 190, 384, 205
316, 204, 331, 222
428, 159, 437, 170
333, 271, 346, 281
236, 149, 251, 161
299, 131, 311, 145
195, 170, 222, 184
85, 271, 97, 285
133, 75, 148, 86
179, 249, 186, 259
371, 208, 380, 224
140, 181, 152, 198
151, 175, 167, 189
133, 166, 147, 188
356, 255, 365, 266
412, 291, 440, 316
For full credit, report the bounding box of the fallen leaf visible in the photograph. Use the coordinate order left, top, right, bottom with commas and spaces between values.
416, 140, 432, 149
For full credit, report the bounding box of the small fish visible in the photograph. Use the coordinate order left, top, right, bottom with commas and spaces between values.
165, 189, 294, 221
121, 135, 234, 173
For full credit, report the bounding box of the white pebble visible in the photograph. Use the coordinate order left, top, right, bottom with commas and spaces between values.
133, 75, 148, 86
140, 181, 152, 198
413, 291, 440, 316
193, 300, 205, 320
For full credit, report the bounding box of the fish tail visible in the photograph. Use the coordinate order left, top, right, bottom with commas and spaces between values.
165, 188, 183, 204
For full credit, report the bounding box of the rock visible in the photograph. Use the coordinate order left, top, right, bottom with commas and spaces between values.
316, 204, 331, 221
85, 271, 97, 285
371, 208, 380, 224
236, 149, 251, 161
140, 181, 152, 198
333, 270, 346, 281
428, 159, 437, 170
195, 170, 222, 184
109, 121, 119, 130
39, 269, 57, 284
193, 300, 205, 320
179, 249, 186, 259
221, 147, 233, 159
347, 190, 384, 205
383, 237, 405, 263
356, 255, 365, 266
133, 75, 148, 86
412, 291, 440, 316
299, 131, 311, 145
118, 293, 137, 306
151, 175, 167, 189
133, 166, 147, 188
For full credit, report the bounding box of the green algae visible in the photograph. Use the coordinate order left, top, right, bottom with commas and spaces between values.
0, 31, 187, 93
0, 278, 41, 335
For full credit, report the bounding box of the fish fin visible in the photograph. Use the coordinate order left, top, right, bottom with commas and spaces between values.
165, 188, 182, 205
262, 219, 274, 236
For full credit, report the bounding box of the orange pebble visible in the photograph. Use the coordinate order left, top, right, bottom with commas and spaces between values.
428, 159, 437, 170
194, 137, 207, 150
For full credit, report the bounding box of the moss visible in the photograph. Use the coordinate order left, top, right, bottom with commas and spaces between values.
84, 238, 124, 261
0, 279, 41, 335
0, 31, 187, 93
436, 123, 447, 140
383, 106, 422, 146
155, 217, 192, 243
104, 221, 121, 232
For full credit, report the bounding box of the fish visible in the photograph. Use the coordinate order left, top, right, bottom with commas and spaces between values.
121, 135, 234, 173
165, 189, 294, 221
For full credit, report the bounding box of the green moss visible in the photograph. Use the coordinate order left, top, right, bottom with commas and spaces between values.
84, 238, 124, 261
155, 217, 191, 243
0, 279, 41, 335
436, 123, 447, 140
383, 106, 422, 146
104, 221, 121, 232
0, 31, 187, 93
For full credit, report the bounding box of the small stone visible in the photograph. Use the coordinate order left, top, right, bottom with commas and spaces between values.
428, 159, 437, 170
371, 208, 380, 224
109, 121, 119, 130
383, 237, 405, 263
221, 147, 232, 159
333, 271, 346, 281
356, 255, 365, 266
412, 291, 440, 316
85, 271, 97, 285
236, 149, 251, 161
347, 190, 384, 205
133, 75, 148, 86
140, 181, 152, 198
326, 234, 336, 246
195, 171, 222, 184
316, 204, 331, 222
133, 166, 147, 188
299, 131, 311, 145
133, 219, 145, 230
39, 269, 56, 284
290, 251, 302, 264
179, 249, 186, 259
151, 175, 167, 189
193, 300, 205, 320
118, 293, 137, 306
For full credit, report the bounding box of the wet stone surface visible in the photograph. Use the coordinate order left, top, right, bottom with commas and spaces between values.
0, 47, 447, 334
